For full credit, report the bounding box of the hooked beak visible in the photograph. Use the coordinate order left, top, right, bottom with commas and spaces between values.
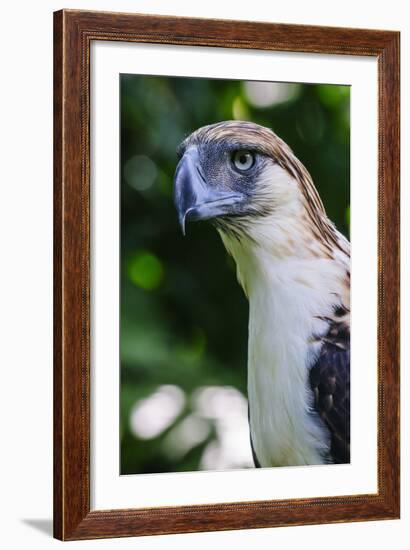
173, 148, 244, 235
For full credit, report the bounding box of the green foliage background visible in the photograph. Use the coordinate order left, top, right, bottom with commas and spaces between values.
120, 75, 350, 475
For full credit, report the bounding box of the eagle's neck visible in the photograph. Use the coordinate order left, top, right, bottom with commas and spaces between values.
219, 219, 350, 467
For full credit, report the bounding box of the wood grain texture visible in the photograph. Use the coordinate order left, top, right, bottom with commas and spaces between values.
53, 9, 400, 541
53, 10, 63, 540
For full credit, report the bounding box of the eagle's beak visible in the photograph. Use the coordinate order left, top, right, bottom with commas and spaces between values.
174, 148, 244, 235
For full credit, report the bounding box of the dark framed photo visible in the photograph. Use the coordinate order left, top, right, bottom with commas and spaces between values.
54, 9, 400, 540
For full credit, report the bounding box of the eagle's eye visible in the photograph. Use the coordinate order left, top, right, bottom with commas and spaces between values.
232, 150, 255, 172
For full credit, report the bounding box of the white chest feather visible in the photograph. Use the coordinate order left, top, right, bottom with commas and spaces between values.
220, 229, 349, 467
247, 263, 330, 466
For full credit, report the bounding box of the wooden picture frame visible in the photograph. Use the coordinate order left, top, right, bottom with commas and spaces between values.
53, 9, 400, 541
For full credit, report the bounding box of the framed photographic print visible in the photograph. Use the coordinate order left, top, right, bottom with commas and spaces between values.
53, 9, 400, 540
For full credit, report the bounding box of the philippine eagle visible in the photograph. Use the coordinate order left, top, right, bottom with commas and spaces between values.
173, 121, 350, 467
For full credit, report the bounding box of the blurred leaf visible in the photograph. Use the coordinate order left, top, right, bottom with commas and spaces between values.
127, 250, 164, 290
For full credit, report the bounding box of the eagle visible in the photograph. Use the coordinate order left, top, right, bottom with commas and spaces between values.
173, 121, 350, 467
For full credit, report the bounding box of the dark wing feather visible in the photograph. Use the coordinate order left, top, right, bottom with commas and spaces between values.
309, 319, 350, 464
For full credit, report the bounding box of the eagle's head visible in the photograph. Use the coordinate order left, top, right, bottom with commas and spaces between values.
174, 120, 349, 298
174, 121, 341, 254
174, 121, 294, 234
